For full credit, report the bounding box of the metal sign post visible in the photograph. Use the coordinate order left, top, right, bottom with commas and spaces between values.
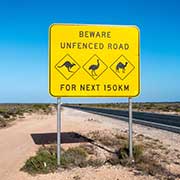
57, 98, 61, 166
128, 97, 133, 158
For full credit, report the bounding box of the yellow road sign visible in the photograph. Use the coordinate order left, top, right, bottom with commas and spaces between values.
49, 24, 140, 97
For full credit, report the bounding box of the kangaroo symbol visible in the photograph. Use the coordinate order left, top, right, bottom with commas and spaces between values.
89, 59, 100, 76
116, 62, 128, 73
58, 61, 76, 72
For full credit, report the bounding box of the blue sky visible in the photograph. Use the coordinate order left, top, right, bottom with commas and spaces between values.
0, 0, 180, 103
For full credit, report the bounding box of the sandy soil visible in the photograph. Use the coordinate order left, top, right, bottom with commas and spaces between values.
0, 107, 180, 180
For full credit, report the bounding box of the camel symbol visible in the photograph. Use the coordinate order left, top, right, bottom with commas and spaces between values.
89, 59, 100, 76
58, 61, 76, 72
116, 62, 128, 73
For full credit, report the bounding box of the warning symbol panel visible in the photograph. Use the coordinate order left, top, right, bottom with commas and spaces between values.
55, 54, 80, 80
110, 55, 135, 80
49, 24, 140, 97
83, 54, 108, 80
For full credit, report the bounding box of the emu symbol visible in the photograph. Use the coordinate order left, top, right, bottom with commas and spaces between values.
89, 59, 100, 76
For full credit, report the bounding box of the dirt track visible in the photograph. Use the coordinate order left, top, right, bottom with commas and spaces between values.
0, 107, 179, 180
0, 112, 56, 180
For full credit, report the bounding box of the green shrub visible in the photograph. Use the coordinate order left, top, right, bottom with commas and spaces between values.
21, 147, 57, 174
0, 118, 7, 127
22, 145, 89, 172
117, 144, 143, 161
31, 104, 51, 113
3, 114, 10, 119
133, 145, 143, 160
118, 145, 129, 160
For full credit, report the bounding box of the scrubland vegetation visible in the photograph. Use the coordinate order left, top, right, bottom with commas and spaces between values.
21, 130, 180, 179
0, 104, 53, 128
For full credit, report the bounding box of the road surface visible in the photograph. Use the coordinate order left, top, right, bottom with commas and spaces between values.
66, 106, 180, 133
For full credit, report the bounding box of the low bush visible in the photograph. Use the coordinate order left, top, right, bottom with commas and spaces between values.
60, 147, 87, 168
21, 146, 57, 174
21, 145, 106, 175
0, 118, 7, 127
3, 114, 10, 119
113, 144, 143, 166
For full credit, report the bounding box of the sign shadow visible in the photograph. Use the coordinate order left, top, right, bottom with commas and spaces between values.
31, 132, 93, 145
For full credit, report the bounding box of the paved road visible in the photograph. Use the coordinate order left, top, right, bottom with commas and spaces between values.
65, 106, 180, 133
